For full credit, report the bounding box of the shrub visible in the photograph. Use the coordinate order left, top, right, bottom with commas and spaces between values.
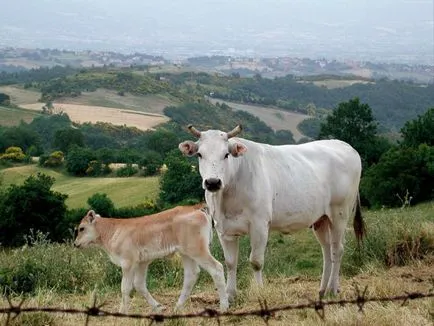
115, 164, 139, 177
43, 150, 64, 167
87, 193, 115, 217
159, 149, 203, 205
0, 173, 68, 246
65, 146, 95, 176
0, 146, 26, 162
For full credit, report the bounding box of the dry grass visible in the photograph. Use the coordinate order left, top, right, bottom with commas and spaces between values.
20, 102, 169, 131
207, 98, 309, 141
1, 262, 432, 326
61, 89, 178, 115
0, 86, 41, 104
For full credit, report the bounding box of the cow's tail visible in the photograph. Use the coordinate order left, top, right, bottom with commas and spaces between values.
353, 192, 366, 246
200, 205, 214, 244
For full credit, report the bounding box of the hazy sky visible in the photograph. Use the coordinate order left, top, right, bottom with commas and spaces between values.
1, 0, 433, 63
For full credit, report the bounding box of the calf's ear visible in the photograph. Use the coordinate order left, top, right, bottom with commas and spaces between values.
229, 142, 247, 157
87, 210, 97, 223
179, 141, 198, 156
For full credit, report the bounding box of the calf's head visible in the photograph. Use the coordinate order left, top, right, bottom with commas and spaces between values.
74, 210, 100, 248
179, 125, 247, 192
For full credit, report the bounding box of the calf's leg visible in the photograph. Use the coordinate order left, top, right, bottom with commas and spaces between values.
120, 266, 135, 314
175, 255, 200, 310
133, 261, 164, 311
194, 253, 229, 312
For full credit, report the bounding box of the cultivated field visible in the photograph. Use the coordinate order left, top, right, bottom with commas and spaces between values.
208, 98, 309, 141
1, 202, 433, 325
0, 165, 159, 209
20, 102, 169, 131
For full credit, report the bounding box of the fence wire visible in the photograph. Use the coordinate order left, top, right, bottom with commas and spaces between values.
1, 284, 434, 325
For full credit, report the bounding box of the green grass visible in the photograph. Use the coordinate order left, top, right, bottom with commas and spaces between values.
0, 164, 159, 209
1, 201, 433, 298
0, 105, 42, 126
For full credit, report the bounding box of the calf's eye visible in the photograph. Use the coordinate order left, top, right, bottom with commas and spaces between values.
224, 153, 230, 159
79, 227, 84, 232
197, 153, 202, 159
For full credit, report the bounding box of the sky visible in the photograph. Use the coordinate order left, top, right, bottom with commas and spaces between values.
0, 0, 433, 63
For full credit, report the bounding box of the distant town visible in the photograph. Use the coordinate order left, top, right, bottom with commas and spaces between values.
1, 47, 433, 84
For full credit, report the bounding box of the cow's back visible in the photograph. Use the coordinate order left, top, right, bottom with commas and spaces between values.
223, 138, 361, 232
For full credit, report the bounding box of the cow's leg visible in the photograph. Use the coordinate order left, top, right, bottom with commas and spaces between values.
194, 252, 229, 311
175, 255, 200, 310
326, 206, 348, 295
120, 265, 135, 314
249, 222, 270, 287
217, 232, 239, 304
312, 215, 332, 298
133, 261, 164, 311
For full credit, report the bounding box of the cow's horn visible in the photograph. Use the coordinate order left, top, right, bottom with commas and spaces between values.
227, 124, 242, 138
187, 124, 201, 138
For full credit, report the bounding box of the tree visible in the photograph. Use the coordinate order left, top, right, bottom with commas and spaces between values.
0, 173, 68, 246
65, 146, 95, 176
318, 97, 380, 166
87, 193, 115, 217
159, 149, 203, 205
53, 128, 84, 153
0, 92, 11, 105
361, 144, 434, 208
400, 108, 434, 147
0, 125, 42, 154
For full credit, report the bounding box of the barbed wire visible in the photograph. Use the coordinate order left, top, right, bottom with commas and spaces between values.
1, 284, 434, 325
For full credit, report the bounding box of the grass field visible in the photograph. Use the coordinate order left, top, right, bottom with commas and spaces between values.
208, 98, 309, 141
0, 165, 159, 209
60, 89, 178, 115
0, 85, 41, 104
1, 202, 433, 325
0, 105, 42, 126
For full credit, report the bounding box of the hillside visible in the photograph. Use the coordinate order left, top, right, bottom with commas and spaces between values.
0, 165, 159, 209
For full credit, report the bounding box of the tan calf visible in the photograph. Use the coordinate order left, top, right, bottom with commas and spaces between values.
74, 204, 228, 313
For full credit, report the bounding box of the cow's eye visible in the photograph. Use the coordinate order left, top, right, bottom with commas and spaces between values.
79, 227, 85, 232
224, 153, 230, 159
197, 153, 202, 159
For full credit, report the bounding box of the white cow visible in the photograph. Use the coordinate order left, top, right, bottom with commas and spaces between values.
74, 205, 229, 313
179, 125, 365, 303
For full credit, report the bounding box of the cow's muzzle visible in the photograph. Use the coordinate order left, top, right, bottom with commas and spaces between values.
204, 178, 222, 192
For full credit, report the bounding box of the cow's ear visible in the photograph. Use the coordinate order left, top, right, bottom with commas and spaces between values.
229, 142, 247, 157
179, 141, 198, 156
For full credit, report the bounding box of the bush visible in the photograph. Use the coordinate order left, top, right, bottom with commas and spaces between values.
115, 164, 139, 177
0, 173, 68, 246
159, 149, 203, 205
361, 144, 434, 208
87, 193, 115, 217
43, 150, 64, 167
0, 146, 26, 162
65, 146, 95, 176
